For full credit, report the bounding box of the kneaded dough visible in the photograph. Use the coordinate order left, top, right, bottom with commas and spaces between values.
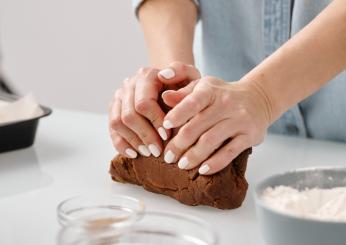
109, 148, 251, 209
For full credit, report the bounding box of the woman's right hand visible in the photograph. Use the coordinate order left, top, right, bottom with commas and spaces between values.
108, 62, 200, 159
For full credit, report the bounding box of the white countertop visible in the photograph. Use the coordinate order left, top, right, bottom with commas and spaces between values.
1, 109, 346, 245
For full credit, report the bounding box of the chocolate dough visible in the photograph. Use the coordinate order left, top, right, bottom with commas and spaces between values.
109, 86, 251, 209
109, 148, 251, 209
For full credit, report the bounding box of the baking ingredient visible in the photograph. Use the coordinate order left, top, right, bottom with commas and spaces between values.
109, 148, 251, 209
0, 94, 43, 124
262, 186, 346, 221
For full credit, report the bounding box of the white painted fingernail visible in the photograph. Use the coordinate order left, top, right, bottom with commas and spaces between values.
163, 120, 174, 129
164, 150, 175, 164
158, 127, 168, 141
138, 145, 151, 157
178, 157, 189, 169
125, 148, 137, 159
199, 164, 210, 174
161, 90, 169, 97
159, 68, 175, 79
148, 144, 161, 157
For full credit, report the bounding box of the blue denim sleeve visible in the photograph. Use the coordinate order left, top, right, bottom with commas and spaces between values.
131, 0, 199, 19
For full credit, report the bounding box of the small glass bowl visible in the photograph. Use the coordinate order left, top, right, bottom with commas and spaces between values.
58, 211, 218, 245
57, 194, 145, 229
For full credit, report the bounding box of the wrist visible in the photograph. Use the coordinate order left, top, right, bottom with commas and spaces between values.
238, 77, 280, 125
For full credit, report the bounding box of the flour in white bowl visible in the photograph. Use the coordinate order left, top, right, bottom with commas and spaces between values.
261, 186, 346, 222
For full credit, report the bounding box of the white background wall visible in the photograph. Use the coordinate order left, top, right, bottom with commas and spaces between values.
0, 0, 148, 113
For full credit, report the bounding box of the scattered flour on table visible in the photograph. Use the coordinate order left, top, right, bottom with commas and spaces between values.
261, 186, 346, 222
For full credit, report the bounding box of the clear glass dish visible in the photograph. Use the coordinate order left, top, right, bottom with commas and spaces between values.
58, 211, 218, 245
57, 194, 145, 229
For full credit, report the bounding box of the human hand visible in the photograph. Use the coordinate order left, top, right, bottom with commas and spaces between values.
161, 76, 272, 175
108, 62, 200, 159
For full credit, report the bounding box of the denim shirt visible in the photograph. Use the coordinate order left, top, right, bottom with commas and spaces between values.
132, 0, 346, 142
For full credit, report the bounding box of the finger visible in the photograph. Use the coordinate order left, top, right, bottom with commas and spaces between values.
110, 130, 138, 159
163, 86, 212, 129
162, 80, 199, 108
122, 78, 162, 157
198, 135, 249, 175
176, 119, 237, 170
157, 62, 201, 85
109, 90, 148, 156
134, 68, 170, 141
163, 106, 223, 164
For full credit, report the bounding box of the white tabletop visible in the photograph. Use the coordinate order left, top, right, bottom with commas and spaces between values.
1, 109, 346, 245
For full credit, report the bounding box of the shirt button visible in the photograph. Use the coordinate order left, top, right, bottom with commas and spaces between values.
286, 124, 299, 135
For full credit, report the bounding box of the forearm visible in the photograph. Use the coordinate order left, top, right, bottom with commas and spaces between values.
138, 0, 197, 68
242, 0, 346, 124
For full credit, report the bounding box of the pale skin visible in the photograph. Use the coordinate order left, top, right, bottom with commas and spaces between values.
109, 0, 346, 175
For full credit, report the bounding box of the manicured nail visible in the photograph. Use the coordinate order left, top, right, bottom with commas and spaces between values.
125, 148, 137, 159
161, 90, 174, 99
161, 90, 169, 97
138, 145, 151, 157
199, 164, 210, 174
178, 157, 189, 169
159, 68, 175, 79
163, 120, 174, 129
164, 150, 175, 164
158, 127, 168, 141
148, 144, 161, 157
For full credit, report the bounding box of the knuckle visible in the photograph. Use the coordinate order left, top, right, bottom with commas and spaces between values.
220, 94, 232, 106
199, 133, 217, 146
109, 116, 123, 129
180, 124, 193, 138
239, 107, 249, 116
121, 110, 137, 125
137, 67, 156, 76
197, 86, 212, 99
225, 146, 237, 157
122, 77, 132, 86
137, 67, 159, 83
139, 131, 151, 141
187, 97, 201, 109
114, 89, 122, 99
236, 107, 251, 121
135, 99, 151, 114
204, 76, 219, 84
112, 136, 123, 149
173, 132, 191, 150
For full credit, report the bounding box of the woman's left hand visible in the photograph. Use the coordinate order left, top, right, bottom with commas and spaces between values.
161, 76, 273, 175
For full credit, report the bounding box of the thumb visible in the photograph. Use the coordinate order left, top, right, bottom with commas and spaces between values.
162, 80, 198, 107
157, 62, 201, 86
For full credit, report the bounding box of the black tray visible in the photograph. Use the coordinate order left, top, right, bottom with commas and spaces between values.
0, 92, 52, 153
